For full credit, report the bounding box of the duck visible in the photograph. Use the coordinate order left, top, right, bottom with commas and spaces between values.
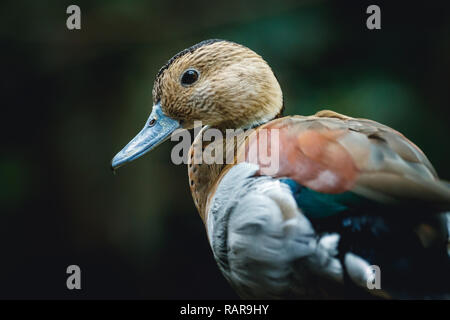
111, 39, 450, 299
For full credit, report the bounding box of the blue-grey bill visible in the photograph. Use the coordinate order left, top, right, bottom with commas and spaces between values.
111, 102, 180, 170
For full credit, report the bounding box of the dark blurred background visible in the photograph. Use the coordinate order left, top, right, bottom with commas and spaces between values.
1, 0, 449, 299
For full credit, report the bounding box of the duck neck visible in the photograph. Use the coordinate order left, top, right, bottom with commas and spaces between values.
187, 103, 284, 223
186, 125, 252, 223
250, 102, 285, 129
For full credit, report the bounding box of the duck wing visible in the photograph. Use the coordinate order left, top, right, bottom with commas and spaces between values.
243, 110, 450, 212
228, 111, 450, 298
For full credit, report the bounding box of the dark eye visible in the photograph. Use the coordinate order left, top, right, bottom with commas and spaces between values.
180, 69, 199, 86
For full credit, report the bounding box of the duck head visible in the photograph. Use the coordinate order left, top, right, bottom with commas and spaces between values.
111, 39, 283, 170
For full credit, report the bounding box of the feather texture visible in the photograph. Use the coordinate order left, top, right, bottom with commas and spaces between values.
202, 111, 450, 299
240, 111, 450, 211
207, 163, 348, 298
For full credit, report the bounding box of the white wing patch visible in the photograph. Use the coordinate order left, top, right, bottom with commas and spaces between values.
206, 163, 450, 298
308, 170, 339, 190
206, 163, 349, 298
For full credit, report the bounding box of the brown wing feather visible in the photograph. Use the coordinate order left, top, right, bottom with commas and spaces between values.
243, 110, 450, 210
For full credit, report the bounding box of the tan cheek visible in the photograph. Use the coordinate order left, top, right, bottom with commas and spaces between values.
160, 78, 185, 117
191, 80, 216, 113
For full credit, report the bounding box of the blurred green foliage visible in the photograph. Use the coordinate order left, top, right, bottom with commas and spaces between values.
1, 0, 449, 298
